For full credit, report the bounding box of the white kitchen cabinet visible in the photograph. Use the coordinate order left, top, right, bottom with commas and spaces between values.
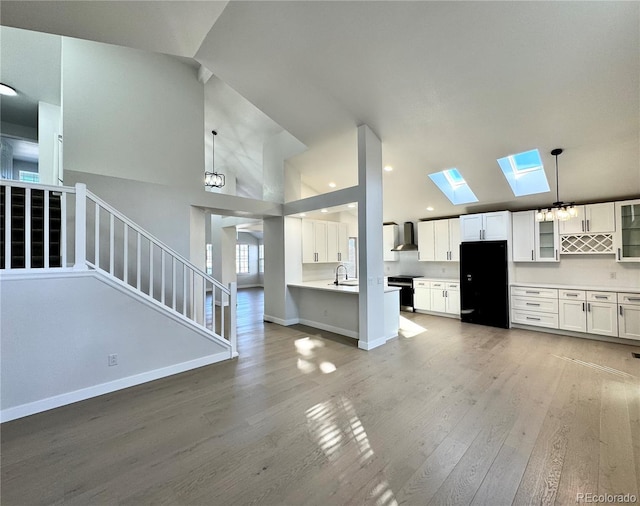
327, 222, 349, 263
512, 211, 536, 262
510, 286, 559, 330
419, 218, 460, 261
460, 211, 510, 242
413, 279, 431, 311
446, 282, 460, 315
614, 199, 640, 262
559, 203, 615, 235
417, 221, 435, 261
383, 224, 399, 262
559, 289, 587, 333
512, 210, 559, 262
430, 281, 447, 313
429, 281, 459, 315
618, 293, 640, 341
448, 219, 461, 261
586, 291, 617, 337
302, 220, 328, 263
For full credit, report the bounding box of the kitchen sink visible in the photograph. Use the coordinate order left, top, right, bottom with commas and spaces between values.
330, 279, 358, 286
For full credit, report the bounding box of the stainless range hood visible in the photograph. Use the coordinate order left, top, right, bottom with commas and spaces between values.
391, 222, 418, 251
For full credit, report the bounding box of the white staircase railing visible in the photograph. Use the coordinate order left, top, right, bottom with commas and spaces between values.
1, 181, 236, 356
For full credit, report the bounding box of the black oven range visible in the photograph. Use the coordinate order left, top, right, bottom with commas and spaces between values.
387, 275, 422, 312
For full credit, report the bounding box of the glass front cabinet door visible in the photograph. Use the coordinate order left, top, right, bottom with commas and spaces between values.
615, 199, 640, 262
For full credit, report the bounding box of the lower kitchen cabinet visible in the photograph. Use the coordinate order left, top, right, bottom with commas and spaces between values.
513, 285, 639, 341
414, 279, 431, 311
586, 291, 618, 337
559, 289, 587, 332
414, 279, 459, 316
510, 286, 559, 329
618, 293, 640, 340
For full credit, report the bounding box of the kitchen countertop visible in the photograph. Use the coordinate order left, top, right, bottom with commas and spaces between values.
414, 277, 460, 283
511, 282, 640, 294
288, 280, 401, 294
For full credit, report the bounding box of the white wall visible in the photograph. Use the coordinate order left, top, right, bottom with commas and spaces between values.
37, 101, 61, 185
385, 251, 461, 279
62, 37, 204, 191
513, 255, 640, 289
0, 273, 229, 420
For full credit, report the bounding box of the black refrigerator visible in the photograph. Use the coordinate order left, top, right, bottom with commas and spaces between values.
460, 240, 509, 329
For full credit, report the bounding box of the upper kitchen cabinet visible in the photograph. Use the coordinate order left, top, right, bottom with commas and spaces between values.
417, 221, 434, 261
327, 222, 349, 263
302, 220, 327, 263
418, 218, 460, 261
383, 223, 399, 262
615, 199, 640, 262
460, 211, 511, 242
512, 210, 559, 262
559, 203, 615, 235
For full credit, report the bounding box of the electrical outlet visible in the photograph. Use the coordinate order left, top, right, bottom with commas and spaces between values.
108, 354, 118, 366
610, 272, 617, 279
323, 309, 328, 317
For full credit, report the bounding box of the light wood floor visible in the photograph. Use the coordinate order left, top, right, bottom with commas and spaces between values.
2, 287, 640, 505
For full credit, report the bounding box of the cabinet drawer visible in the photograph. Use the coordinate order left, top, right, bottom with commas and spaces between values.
446, 282, 459, 291
587, 291, 616, 303
511, 286, 558, 299
559, 289, 586, 301
511, 309, 559, 329
511, 296, 558, 314
414, 280, 430, 288
619, 293, 640, 305
430, 281, 445, 289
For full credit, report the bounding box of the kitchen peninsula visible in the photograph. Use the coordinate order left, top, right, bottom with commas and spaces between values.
287, 280, 401, 348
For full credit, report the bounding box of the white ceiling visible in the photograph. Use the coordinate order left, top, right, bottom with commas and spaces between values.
2, 1, 639, 223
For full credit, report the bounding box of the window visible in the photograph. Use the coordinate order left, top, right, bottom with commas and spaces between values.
19, 171, 39, 183
347, 237, 357, 279
205, 244, 213, 275
428, 168, 478, 205
258, 244, 264, 273
497, 149, 550, 197
236, 244, 249, 274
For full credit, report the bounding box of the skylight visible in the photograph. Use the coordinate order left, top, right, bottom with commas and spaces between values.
428, 168, 478, 205
497, 149, 550, 197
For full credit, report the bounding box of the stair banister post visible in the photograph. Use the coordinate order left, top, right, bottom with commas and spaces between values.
74, 183, 88, 270
229, 281, 238, 357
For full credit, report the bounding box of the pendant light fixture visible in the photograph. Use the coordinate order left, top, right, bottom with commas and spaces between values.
205, 130, 225, 188
535, 148, 577, 222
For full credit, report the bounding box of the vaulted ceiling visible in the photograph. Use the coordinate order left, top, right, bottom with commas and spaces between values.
2, 1, 639, 223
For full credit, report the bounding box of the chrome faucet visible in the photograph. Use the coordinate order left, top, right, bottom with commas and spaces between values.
334, 264, 348, 285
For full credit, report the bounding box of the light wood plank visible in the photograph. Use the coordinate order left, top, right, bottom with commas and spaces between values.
2, 289, 639, 506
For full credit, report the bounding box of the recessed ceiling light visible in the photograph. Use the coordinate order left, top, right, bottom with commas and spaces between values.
320, 209, 328, 213
384, 166, 393, 172
347, 203, 356, 208
328, 182, 336, 188
299, 213, 306, 217
426, 206, 434, 211
0, 83, 17, 96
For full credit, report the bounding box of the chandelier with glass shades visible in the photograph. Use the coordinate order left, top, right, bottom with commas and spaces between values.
205, 130, 225, 189
536, 148, 577, 222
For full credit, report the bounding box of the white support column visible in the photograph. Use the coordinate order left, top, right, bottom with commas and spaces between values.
229, 281, 238, 357
73, 183, 88, 270
357, 125, 386, 351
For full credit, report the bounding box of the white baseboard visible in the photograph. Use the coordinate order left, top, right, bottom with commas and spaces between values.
297, 318, 358, 339
0, 352, 231, 423
413, 309, 460, 319
263, 314, 300, 326
238, 284, 264, 289
358, 336, 388, 351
